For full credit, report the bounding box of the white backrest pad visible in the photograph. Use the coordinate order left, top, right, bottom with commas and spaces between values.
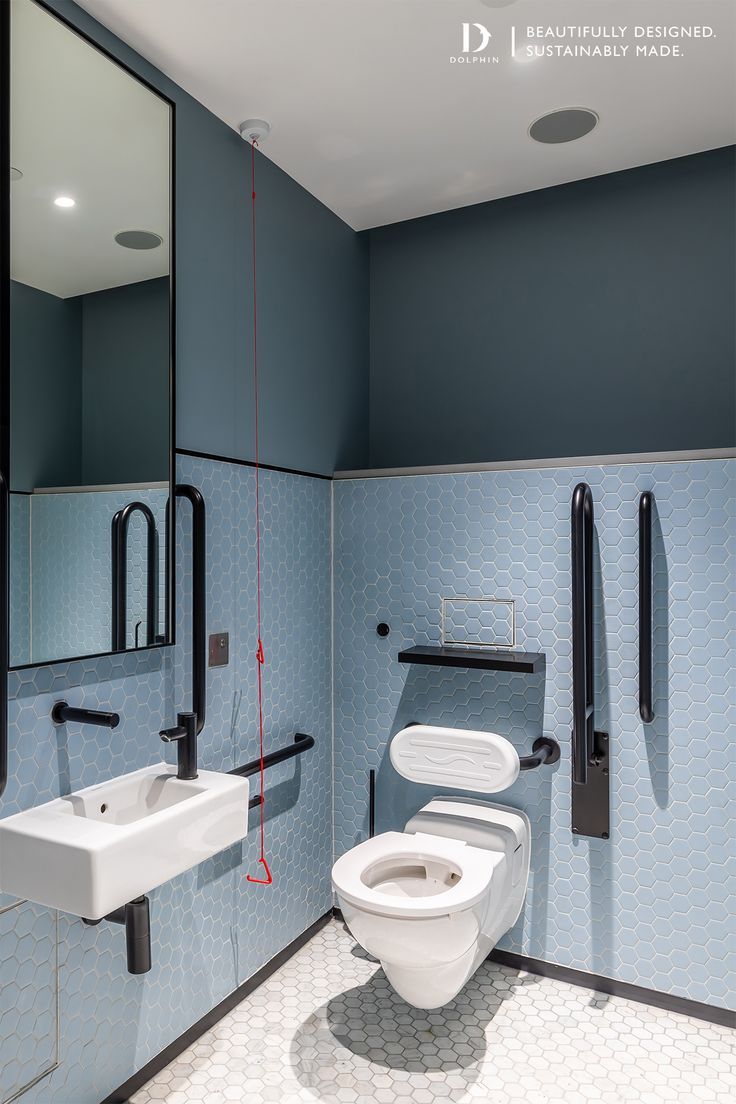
390, 725, 520, 793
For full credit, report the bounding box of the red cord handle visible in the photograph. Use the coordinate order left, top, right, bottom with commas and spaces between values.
245, 138, 271, 886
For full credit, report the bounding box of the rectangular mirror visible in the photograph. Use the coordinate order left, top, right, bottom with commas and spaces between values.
6, 0, 174, 668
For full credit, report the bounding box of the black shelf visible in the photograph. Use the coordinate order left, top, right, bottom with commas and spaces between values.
398, 645, 544, 674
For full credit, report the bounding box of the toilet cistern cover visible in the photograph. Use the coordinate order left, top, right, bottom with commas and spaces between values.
390, 725, 520, 793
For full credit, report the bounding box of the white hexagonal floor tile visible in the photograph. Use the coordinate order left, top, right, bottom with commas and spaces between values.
131, 921, 735, 1104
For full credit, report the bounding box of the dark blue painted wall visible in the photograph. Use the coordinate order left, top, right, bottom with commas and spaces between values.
366, 147, 736, 468
11, 277, 169, 489
36, 6, 735, 481
10, 281, 82, 491
47, 1, 369, 477
81, 277, 169, 484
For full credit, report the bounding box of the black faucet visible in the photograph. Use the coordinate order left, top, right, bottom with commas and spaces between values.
52, 701, 120, 729
159, 711, 198, 780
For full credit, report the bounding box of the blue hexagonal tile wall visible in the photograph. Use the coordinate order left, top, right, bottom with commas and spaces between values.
0, 452, 733, 1104
0, 454, 332, 1104
333, 459, 735, 1012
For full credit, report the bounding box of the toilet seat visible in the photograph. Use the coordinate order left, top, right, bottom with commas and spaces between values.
332, 830, 504, 919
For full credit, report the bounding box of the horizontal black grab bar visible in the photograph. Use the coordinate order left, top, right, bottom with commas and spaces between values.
519, 737, 560, 771
228, 733, 314, 784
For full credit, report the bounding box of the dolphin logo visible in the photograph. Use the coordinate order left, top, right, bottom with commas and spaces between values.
461, 22, 492, 53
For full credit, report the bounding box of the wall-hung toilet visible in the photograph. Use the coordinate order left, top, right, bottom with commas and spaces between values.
332, 725, 531, 1008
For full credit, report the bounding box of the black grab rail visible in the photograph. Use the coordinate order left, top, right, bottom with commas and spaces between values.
111, 502, 159, 651
519, 737, 561, 771
175, 485, 206, 736
570, 483, 610, 839
639, 492, 654, 723
571, 483, 594, 785
229, 733, 314, 809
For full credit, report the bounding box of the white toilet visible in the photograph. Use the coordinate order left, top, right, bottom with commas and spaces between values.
332, 725, 531, 1009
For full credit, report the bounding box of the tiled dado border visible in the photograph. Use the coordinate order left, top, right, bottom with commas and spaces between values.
335, 446, 735, 479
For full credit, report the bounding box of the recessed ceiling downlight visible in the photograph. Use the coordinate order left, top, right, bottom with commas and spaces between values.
54, 195, 75, 208
114, 230, 163, 250
529, 108, 599, 144
10, 167, 23, 182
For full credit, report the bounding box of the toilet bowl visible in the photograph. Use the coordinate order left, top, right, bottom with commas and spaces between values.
332, 797, 530, 1008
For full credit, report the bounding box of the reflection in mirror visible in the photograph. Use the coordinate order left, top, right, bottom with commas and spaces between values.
8, 0, 172, 667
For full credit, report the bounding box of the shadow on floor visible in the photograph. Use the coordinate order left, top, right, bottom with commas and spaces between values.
290, 928, 545, 1098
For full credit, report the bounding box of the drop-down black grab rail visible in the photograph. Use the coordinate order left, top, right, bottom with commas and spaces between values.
229, 733, 314, 809
570, 482, 610, 839
571, 482, 595, 786
111, 502, 159, 651
639, 491, 654, 723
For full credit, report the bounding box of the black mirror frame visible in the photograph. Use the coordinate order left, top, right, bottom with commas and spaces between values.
1, 0, 176, 672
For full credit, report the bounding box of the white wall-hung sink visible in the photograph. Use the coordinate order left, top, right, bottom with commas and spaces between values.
0, 764, 249, 919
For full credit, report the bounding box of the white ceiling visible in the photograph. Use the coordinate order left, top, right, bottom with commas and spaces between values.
77, 0, 734, 231
11, 0, 169, 298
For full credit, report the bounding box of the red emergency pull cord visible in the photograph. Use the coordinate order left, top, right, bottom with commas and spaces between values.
245, 138, 272, 887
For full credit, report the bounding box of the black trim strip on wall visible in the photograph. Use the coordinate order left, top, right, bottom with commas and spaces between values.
101, 910, 333, 1104
488, 948, 735, 1030
176, 447, 333, 482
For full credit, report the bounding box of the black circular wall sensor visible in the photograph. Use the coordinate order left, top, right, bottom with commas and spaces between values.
376, 623, 390, 637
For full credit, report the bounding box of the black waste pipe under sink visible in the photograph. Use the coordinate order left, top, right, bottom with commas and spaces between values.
83, 897, 151, 975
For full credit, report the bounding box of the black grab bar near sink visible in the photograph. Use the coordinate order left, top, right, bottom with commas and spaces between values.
172, 485, 207, 736
570, 483, 609, 839
229, 733, 314, 809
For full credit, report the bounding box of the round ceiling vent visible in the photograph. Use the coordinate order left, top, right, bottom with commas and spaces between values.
114, 230, 163, 250
529, 108, 599, 144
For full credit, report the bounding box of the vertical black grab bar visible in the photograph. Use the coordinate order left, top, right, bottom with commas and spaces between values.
0, 471, 8, 799
639, 492, 654, 723
175, 485, 206, 736
111, 502, 159, 651
570, 483, 610, 839
571, 482, 594, 785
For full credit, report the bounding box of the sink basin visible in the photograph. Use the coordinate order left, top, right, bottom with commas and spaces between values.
0, 764, 249, 919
